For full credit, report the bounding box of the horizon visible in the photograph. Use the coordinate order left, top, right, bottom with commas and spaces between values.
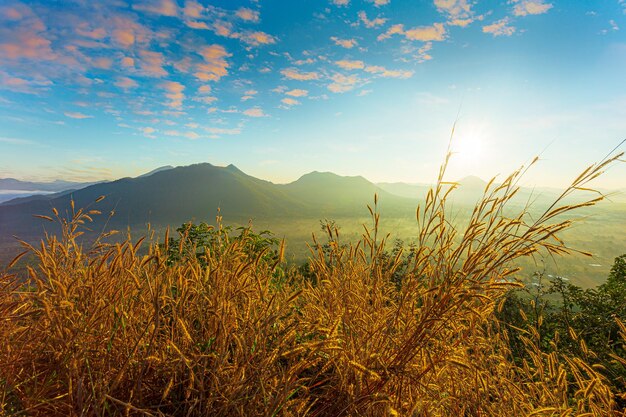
1, 1, 626, 188
2, 161, 626, 193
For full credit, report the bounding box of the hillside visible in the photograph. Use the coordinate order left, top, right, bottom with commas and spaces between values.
0, 163, 417, 244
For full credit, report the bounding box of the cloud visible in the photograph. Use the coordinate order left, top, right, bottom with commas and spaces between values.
137, 50, 168, 77
75, 24, 107, 40
285, 89, 308, 97
0, 71, 51, 93
332, 0, 350, 6
483, 18, 516, 36
281, 97, 300, 106
236, 8, 260, 22
161, 81, 185, 109
195, 44, 230, 81
293, 58, 316, 65
336, 59, 365, 70
0, 3, 56, 62
235, 31, 276, 46
205, 126, 242, 135
512, 0, 553, 17
434, 0, 475, 26
183, 0, 204, 18
164, 130, 201, 139
358, 11, 387, 28
115, 76, 138, 89
121, 56, 135, 67
132, 0, 178, 17
281, 68, 320, 80
141, 126, 157, 138
65, 111, 93, 119
109, 15, 153, 49
89, 57, 113, 69
328, 73, 361, 93
243, 107, 266, 117
377, 24, 404, 40
186, 20, 210, 30
331, 37, 357, 48
0, 136, 35, 145
370, 0, 390, 6
241, 89, 258, 101
379, 22, 446, 41
365, 65, 413, 78
212, 21, 233, 37
404, 23, 446, 41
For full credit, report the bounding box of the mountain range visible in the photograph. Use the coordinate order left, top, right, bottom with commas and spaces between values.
0, 163, 416, 242
1, 163, 623, 254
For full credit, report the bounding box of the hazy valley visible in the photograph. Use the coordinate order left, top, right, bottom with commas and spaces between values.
2, 163, 624, 288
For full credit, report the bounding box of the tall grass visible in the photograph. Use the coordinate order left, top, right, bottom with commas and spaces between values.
1, 151, 624, 416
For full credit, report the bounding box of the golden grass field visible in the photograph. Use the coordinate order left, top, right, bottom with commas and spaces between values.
1, 153, 625, 416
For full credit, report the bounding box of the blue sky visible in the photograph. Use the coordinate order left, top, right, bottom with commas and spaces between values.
0, 0, 625, 188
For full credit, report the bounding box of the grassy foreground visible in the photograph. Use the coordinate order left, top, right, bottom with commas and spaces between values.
1, 154, 625, 416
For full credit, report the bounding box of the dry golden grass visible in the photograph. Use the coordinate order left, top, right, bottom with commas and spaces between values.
1, 151, 624, 416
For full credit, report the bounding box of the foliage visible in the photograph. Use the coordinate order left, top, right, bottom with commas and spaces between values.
498, 254, 626, 403
0, 150, 624, 416
162, 220, 283, 270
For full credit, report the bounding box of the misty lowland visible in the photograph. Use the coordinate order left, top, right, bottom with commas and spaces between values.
2, 0, 626, 416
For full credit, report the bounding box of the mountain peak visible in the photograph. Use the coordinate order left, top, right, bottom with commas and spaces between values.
137, 165, 174, 178
226, 163, 244, 173
457, 175, 487, 188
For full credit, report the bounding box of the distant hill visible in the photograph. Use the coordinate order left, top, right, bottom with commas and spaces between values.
0, 163, 417, 242
281, 171, 411, 216
0, 166, 174, 206
0, 178, 100, 204
0, 178, 97, 192
378, 176, 574, 208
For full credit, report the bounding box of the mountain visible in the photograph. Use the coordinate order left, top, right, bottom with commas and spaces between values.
281, 171, 411, 215
0, 163, 417, 243
137, 165, 174, 178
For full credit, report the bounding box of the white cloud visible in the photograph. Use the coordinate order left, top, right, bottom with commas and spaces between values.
482, 18, 516, 37
243, 107, 266, 117
512, 0, 553, 17
236, 8, 260, 22
379, 23, 446, 42
132, 0, 178, 17
331, 37, 357, 48
434, 0, 475, 26
328, 73, 361, 93
281, 68, 320, 80
115, 77, 138, 89
281, 97, 300, 106
335, 60, 365, 70
285, 89, 308, 97
365, 66, 413, 78
161, 81, 185, 109
64, 111, 93, 119
358, 11, 387, 28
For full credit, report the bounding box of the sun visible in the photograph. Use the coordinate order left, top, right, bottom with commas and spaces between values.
450, 125, 490, 171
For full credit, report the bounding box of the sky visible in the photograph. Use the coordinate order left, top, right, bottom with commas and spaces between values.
0, 0, 625, 188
